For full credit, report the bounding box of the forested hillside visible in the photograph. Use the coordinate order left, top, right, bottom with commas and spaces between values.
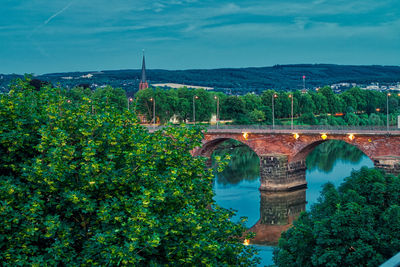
1, 64, 400, 94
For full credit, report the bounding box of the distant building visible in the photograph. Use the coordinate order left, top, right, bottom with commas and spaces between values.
364, 85, 380, 90
151, 83, 214, 90
139, 52, 149, 90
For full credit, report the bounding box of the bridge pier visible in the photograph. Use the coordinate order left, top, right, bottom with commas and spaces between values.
373, 156, 400, 175
259, 154, 307, 191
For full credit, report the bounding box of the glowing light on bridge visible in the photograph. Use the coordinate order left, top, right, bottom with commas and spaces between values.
293, 133, 300, 140
242, 132, 249, 140
321, 133, 328, 140
243, 239, 250, 246
348, 134, 355, 141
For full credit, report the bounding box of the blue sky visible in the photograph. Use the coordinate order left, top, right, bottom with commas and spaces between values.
0, 0, 399, 74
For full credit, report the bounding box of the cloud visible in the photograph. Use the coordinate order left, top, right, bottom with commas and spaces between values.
197, 18, 400, 40
136, 37, 178, 42
219, 3, 241, 14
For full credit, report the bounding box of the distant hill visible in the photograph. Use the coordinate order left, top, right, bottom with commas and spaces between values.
1, 64, 400, 95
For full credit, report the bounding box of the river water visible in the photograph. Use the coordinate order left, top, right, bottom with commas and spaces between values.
212, 139, 374, 266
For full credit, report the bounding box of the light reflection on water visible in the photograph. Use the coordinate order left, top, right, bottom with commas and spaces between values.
212, 140, 374, 266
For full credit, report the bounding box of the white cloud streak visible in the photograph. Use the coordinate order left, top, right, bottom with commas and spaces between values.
29, 0, 75, 38
43, 1, 74, 25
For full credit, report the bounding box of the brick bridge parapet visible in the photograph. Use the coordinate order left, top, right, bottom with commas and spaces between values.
194, 130, 400, 191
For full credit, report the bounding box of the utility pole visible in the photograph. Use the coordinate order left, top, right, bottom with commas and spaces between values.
150, 97, 155, 128
193, 95, 198, 125
387, 93, 391, 132
214, 96, 219, 129
289, 94, 294, 130
127, 97, 133, 110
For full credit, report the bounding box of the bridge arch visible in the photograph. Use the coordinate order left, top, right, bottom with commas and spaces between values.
200, 131, 400, 190
291, 137, 373, 163
194, 135, 258, 159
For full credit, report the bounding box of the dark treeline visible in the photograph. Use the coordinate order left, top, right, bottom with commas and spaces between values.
136, 86, 400, 126
2, 64, 400, 94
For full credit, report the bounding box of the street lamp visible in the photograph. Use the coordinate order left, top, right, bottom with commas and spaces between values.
387, 93, 391, 132
127, 97, 133, 110
272, 93, 278, 129
289, 94, 294, 130
88, 100, 94, 114
193, 95, 198, 125
214, 95, 219, 129
149, 97, 155, 127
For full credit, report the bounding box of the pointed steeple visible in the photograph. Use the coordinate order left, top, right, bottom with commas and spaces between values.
139, 50, 149, 90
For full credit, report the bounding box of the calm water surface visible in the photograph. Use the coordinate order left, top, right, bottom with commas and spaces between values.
212, 140, 374, 266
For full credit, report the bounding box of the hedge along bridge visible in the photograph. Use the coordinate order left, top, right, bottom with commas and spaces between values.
192, 125, 400, 192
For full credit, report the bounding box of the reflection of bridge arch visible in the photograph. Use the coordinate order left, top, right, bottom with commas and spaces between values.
196, 130, 400, 191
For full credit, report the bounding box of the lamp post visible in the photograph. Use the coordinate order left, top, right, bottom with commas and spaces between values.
272, 93, 278, 129
214, 95, 219, 129
387, 93, 391, 132
289, 94, 294, 130
127, 97, 133, 110
397, 94, 400, 129
193, 95, 198, 125
150, 97, 155, 128
89, 100, 94, 114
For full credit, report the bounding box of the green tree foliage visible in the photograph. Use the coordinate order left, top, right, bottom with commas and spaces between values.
298, 112, 317, 125
368, 113, 384, 126
297, 92, 316, 115
92, 85, 127, 112
0, 79, 258, 265
242, 93, 262, 113
65, 86, 93, 103
248, 109, 266, 123
310, 91, 329, 114
192, 89, 213, 122
221, 96, 246, 122
344, 112, 361, 126
274, 168, 400, 266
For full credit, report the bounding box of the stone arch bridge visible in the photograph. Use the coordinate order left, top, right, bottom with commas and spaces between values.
193, 127, 400, 191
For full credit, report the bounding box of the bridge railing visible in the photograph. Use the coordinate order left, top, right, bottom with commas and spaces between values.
206, 125, 400, 131
147, 124, 400, 132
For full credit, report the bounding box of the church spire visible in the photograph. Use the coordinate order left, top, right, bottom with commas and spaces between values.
139, 50, 149, 90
